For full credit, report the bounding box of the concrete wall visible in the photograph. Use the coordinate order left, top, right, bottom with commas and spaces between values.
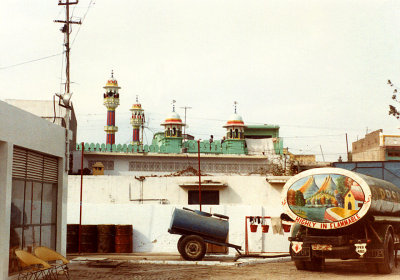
0, 101, 68, 279
72, 151, 271, 176
352, 130, 385, 161
4, 99, 77, 152
67, 174, 291, 254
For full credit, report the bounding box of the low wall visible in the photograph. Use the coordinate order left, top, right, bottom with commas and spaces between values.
67, 175, 290, 254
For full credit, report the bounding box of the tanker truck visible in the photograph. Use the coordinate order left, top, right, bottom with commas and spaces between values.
281, 167, 400, 273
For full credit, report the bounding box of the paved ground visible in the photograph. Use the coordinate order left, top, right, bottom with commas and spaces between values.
64, 254, 400, 280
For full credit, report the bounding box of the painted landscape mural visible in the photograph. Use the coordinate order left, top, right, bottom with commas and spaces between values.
287, 174, 365, 223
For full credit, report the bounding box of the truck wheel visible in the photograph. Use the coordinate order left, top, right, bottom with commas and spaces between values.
177, 235, 185, 255
305, 257, 325, 271
294, 260, 306, 270
180, 235, 206, 261
377, 231, 395, 274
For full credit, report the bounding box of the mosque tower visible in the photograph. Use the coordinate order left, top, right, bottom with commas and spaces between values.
103, 70, 120, 145
223, 101, 247, 154
160, 100, 185, 153
130, 96, 145, 146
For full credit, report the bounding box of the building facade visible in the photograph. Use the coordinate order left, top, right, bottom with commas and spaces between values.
5, 99, 78, 171
67, 174, 291, 254
352, 129, 400, 161
0, 101, 68, 279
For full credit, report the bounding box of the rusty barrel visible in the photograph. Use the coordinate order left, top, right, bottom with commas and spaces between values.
115, 225, 133, 253
67, 224, 79, 253
80, 225, 98, 253
97, 225, 115, 253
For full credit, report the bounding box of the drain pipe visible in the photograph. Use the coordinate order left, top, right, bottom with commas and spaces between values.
197, 140, 202, 211
134, 176, 145, 204
79, 141, 84, 254
129, 177, 168, 204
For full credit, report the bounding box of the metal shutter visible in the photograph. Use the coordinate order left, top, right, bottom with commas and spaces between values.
12, 148, 27, 180
12, 147, 58, 184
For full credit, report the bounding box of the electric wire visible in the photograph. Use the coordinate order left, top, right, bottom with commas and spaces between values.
71, 0, 95, 47
0, 0, 94, 71
0, 53, 63, 70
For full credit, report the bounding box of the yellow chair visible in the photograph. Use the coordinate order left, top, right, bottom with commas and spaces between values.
14, 249, 55, 280
34, 246, 70, 279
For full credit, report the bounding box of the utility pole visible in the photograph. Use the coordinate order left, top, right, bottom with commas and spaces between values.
180, 106, 192, 140
55, 0, 81, 96
320, 145, 325, 162
55, 0, 81, 172
346, 133, 349, 161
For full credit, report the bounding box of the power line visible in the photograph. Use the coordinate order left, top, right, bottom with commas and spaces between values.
0, 53, 63, 70
71, 0, 95, 46
0, 1, 94, 71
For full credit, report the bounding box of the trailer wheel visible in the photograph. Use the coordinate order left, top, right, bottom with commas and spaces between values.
377, 231, 395, 274
177, 235, 186, 255
180, 235, 206, 261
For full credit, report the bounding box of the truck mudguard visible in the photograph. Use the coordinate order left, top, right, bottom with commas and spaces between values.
281, 168, 400, 230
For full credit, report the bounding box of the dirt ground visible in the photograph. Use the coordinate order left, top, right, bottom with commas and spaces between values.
66, 260, 400, 280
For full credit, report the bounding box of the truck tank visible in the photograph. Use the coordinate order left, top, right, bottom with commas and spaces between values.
281, 167, 400, 230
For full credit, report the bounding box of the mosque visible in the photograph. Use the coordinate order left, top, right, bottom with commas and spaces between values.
67, 72, 294, 255
72, 72, 284, 175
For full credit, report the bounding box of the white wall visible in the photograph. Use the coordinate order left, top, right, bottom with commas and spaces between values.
0, 101, 68, 279
71, 150, 270, 176
67, 174, 291, 254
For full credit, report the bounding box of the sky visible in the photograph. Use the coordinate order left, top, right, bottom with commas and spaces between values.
2, 0, 400, 161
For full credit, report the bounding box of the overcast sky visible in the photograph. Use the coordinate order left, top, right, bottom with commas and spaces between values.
2, 0, 400, 161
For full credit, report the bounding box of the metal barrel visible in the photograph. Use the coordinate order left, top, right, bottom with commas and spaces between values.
282, 167, 400, 230
80, 225, 98, 253
115, 225, 133, 253
169, 208, 229, 242
66, 224, 79, 253
97, 225, 115, 253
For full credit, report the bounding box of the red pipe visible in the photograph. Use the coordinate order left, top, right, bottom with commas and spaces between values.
245, 215, 248, 254
197, 140, 202, 211
78, 142, 84, 254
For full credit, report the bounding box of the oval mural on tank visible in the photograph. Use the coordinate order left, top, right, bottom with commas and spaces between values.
287, 174, 365, 223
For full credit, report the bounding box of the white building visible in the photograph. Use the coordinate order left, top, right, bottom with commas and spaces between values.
0, 101, 68, 279
67, 173, 291, 254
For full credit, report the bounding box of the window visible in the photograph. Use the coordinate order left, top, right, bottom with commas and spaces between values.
188, 190, 219, 205
10, 148, 58, 274
10, 181, 57, 251
387, 150, 400, 158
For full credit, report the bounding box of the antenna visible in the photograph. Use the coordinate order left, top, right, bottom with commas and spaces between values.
172, 100, 176, 112
180, 106, 192, 139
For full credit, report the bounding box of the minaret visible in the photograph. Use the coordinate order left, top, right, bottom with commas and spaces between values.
159, 100, 186, 153
222, 101, 247, 154
130, 96, 145, 146
103, 70, 120, 145
161, 100, 185, 138
223, 101, 245, 140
